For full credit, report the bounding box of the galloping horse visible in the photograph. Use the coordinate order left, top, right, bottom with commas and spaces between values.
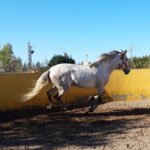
22, 50, 130, 112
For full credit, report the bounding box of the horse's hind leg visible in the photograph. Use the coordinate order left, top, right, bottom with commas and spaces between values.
54, 89, 64, 102
54, 86, 69, 111
47, 86, 57, 109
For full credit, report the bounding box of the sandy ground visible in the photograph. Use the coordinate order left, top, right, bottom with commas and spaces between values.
0, 100, 150, 150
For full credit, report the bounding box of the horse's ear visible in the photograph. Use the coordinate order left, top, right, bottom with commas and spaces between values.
124, 49, 127, 54
119, 50, 123, 55
120, 49, 127, 54
119, 49, 126, 59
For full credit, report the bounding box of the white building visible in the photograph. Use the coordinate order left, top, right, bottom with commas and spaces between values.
82, 61, 90, 66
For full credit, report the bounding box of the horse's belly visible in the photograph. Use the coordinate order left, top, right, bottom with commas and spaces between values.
74, 77, 96, 88
71, 69, 96, 88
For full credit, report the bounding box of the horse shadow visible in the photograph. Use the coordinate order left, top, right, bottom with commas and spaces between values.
0, 106, 150, 149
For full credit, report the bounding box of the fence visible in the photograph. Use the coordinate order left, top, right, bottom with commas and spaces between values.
0, 69, 150, 111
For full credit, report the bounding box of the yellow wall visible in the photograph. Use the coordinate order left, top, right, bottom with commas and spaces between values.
105, 69, 150, 101
0, 69, 150, 111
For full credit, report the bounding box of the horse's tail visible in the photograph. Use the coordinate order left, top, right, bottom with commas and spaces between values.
21, 70, 51, 102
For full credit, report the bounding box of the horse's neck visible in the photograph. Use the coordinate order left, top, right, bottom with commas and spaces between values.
98, 56, 120, 75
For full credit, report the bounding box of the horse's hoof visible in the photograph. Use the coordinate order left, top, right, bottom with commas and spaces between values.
88, 107, 94, 112
85, 111, 89, 115
88, 96, 94, 101
62, 107, 67, 112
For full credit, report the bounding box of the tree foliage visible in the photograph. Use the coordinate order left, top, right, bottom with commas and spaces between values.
0, 43, 13, 72
22, 62, 28, 71
48, 53, 75, 67
131, 55, 150, 69
10, 56, 22, 72
0, 43, 22, 72
35, 61, 41, 69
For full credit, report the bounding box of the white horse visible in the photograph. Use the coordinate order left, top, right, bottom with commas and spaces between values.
22, 50, 130, 112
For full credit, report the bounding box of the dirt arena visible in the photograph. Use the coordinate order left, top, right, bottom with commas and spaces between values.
0, 100, 150, 150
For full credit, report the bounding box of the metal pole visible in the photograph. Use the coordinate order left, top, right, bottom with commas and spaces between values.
130, 47, 134, 69
28, 42, 32, 71
85, 54, 88, 62
149, 52, 150, 68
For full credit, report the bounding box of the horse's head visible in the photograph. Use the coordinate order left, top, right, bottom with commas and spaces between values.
118, 49, 131, 75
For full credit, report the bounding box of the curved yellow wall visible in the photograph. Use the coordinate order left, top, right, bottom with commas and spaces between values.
0, 69, 150, 111
105, 69, 150, 101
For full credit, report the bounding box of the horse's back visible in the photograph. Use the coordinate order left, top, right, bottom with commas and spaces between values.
50, 63, 92, 74
50, 63, 96, 88
49, 63, 77, 82
50, 63, 76, 73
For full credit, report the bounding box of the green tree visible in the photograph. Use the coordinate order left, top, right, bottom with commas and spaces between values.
131, 55, 150, 69
0, 43, 22, 72
22, 62, 28, 71
48, 53, 75, 67
10, 56, 22, 72
36, 61, 41, 69
0, 43, 13, 72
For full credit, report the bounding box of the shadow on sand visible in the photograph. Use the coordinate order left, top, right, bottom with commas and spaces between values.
0, 106, 150, 149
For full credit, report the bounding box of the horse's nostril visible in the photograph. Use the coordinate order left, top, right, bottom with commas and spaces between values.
125, 70, 130, 74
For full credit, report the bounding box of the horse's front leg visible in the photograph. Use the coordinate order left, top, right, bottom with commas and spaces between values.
88, 88, 104, 112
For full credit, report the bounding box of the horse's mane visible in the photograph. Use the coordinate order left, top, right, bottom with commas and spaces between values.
90, 50, 120, 67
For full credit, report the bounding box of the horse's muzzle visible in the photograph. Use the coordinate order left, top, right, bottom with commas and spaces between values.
124, 68, 130, 75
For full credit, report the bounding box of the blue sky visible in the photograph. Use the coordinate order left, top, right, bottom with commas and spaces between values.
0, 0, 150, 64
